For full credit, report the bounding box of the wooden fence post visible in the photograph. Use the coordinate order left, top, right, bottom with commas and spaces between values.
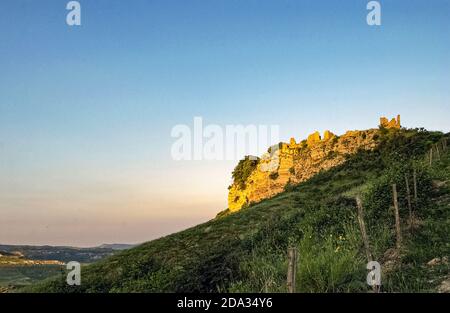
287, 247, 297, 293
392, 184, 402, 249
405, 174, 412, 229
356, 197, 373, 262
413, 168, 418, 207
356, 197, 379, 293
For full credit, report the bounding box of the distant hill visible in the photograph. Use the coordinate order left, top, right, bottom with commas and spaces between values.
0, 245, 122, 264
25, 126, 450, 293
97, 244, 136, 250
0, 244, 135, 291
0, 251, 19, 258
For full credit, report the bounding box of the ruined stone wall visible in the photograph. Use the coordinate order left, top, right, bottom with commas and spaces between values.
380, 115, 401, 129
227, 128, 380, 212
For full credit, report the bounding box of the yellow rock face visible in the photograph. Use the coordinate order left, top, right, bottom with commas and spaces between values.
323, 130, 336, 141
227, 128, 381, 212
290, 137, 297, 146
307, 131, 322, 146
380, 115, 401, 129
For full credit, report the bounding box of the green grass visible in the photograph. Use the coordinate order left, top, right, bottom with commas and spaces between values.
24, 128, 449, 293
0, 265, 63, 289
383, 149, 450, 292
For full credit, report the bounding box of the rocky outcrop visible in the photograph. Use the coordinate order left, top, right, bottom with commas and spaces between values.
227, 121, 389, 212
307, 131, 322, 146
438, 276, 450, 293
380, 115, 401, 129
323, 130, 336, 141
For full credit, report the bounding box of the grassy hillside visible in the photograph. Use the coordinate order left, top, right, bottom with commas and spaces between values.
0, 265, 63, 290
25, 128, 449, 293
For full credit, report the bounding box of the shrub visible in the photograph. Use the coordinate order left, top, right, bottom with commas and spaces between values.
232, 156, 259, 189
295, 227, 366, 292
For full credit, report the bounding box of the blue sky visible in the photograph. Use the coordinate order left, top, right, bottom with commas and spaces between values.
0, 0, 449, 246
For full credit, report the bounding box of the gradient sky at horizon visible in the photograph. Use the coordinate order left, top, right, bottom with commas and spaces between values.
0, 0, 449, 246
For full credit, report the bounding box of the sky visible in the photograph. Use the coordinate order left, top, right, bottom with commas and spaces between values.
0, 0, 449, 247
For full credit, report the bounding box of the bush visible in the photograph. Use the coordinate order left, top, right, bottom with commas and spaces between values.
295, 226, 367, 292
232, 156, 259, 189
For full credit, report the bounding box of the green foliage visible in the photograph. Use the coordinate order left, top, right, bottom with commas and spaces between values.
295, 227, 367, 292
0, 265, 63, 289
228, 246, 287, 293
359, 159, 434, 262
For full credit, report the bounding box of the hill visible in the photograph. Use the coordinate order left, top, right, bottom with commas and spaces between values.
97, 244, 137, 251
0, 244, 135, 292
25, 126, 449, 293
0, 245, 119, 263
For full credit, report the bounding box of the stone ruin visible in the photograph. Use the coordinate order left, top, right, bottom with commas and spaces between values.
288, 130, 336, 149
380, 115, 401, 129
282, 115, 400, 155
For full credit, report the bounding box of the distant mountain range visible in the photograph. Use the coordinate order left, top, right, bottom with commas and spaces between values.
97, 243, 136, 250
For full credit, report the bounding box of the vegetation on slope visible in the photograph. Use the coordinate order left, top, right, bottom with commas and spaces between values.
0, 266, 63, 290
25, 128, 449, 293
231, 156, 260, 189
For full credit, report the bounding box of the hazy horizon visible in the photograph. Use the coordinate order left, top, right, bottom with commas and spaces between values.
1, 0, 449, 246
